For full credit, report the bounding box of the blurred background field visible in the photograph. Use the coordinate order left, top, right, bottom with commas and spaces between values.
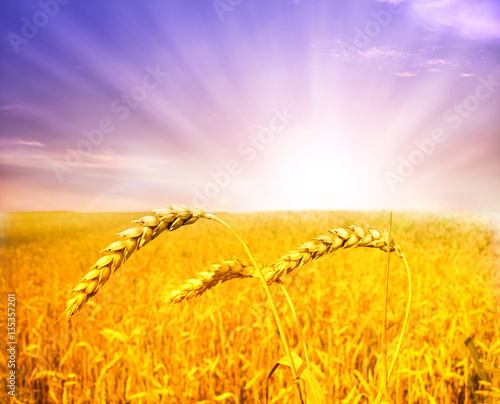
0, 210, 499, 403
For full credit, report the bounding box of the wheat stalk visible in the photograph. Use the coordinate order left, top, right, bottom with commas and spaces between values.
64, 204, 206, 318
166, 257, 259, 303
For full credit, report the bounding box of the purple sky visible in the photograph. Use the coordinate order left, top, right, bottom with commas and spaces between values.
1, 0, 499, 212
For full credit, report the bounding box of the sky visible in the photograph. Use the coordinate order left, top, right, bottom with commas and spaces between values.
0, 0, 499, 213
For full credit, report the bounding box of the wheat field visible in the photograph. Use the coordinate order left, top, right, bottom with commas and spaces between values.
1, 210, 499, 403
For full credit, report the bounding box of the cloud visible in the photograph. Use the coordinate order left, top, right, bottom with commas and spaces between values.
420, 58, 448, 66
0, 151, 51, 170
331, 40, 481, 78
0, 138, 46, 148
377, 0, 407, 4
359, 47, 402, 59
411, 0, 500, 39
459, 72, 476, 77
330, 44, 469, 76
396, 71, 419, 77
17, 140, 46, 147
330, 43, 409, 64
0, 105, 22, 111
417, 58, 460, 73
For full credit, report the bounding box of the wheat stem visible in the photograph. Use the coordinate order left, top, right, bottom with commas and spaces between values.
206, 214, 305, 404
374, 255, 412, 404
277, 280, 311, 369
382, 212, 393, 394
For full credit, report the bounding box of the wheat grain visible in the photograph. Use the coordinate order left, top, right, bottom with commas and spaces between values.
166, 257, 259, 303
64, 204, 206, 318
262, 224, 404, 284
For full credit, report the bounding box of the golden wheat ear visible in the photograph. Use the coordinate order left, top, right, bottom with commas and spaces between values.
63, 205, 207, 318
263, 224, 404, 284
166, 257, 261, 303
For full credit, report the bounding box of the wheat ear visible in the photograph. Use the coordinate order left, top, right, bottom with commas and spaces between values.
263, 224, 404, 284
64, 204, 206, 318
166, 257, 259, 303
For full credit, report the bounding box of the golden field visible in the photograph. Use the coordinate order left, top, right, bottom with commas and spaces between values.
0, 210, 499, 403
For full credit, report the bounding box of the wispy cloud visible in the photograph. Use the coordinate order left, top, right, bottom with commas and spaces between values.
396, 71, 419, 77
417, 57, 462, 71
411, 0, 500, 39
0, 105, 23, 111
0, 139, 46, 147
377, 0, 407, 4
0, 152, 51, 170
419, 59, 448, 67
359, 47, 402, 60
330, 44, 410, 65
17, 140, 46, 147
330, 45, 468, 76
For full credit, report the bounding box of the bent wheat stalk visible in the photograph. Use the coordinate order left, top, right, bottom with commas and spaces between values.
167, 224, 404, 302
204, 214, 305, 403
374, 255, 412, 404
64, 204, 206, 318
